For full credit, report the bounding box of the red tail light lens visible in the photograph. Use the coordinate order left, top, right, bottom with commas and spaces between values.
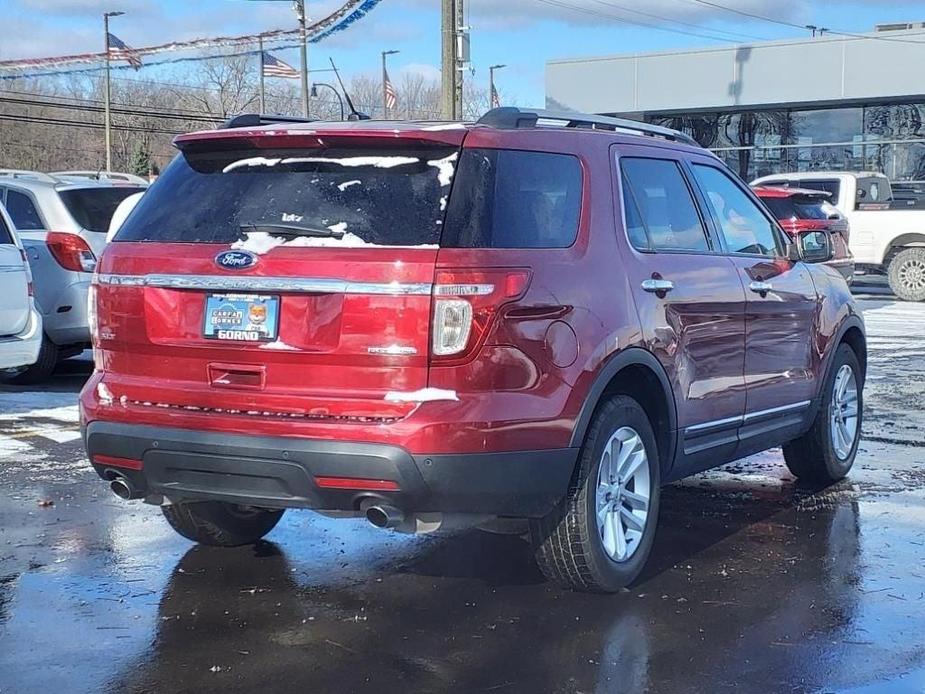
46, 232, 96, 272
430, 269, 530, 363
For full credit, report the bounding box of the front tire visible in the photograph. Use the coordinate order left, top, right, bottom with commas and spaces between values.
783, 344, 862, 484
888, 248, 925, 301
530, 395, 661, 593
162, 501, 284, 547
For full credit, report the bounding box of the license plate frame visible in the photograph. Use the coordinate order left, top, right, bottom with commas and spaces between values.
203, 293, 280, 343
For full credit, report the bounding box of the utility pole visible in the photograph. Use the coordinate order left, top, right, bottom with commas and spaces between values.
295, 0, 310, 118
258, 36, 266, 113
441, 0, 455, 119
102, 10, 124, 172
381, 49, 399, 118
454, 0, 466, 120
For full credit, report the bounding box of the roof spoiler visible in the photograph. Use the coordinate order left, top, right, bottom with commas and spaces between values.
475, 107, 699, 147
221, 114, 317, 129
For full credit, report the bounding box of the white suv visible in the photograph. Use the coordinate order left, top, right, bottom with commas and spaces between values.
0, 204, 42, 373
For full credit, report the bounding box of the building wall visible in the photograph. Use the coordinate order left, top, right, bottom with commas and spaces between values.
546, 29, 925, 115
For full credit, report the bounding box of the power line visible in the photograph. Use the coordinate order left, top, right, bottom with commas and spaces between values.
0, 94, 222, 124
587, 0, 769, 42
0, 113, 184, 136
685, 0, 925, 45
532, 0, 743, 44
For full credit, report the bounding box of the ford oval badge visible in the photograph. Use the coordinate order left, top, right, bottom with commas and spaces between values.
215, 250, 258, 270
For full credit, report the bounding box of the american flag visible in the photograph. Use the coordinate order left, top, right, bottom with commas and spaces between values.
383, 68, 397, 110
107, 33, 142, 70
262, 52, 300, 79
491, 82, 501, 109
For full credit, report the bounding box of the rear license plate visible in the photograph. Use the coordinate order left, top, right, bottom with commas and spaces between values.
203, 293, 279, 342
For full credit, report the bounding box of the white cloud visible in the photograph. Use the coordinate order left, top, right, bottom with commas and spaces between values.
399, 62, 440, 82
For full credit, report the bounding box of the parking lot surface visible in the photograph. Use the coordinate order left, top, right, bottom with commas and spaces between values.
2, 292, 925, 693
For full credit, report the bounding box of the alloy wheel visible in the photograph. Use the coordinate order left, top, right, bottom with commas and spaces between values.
595, 427, 650, 562
830, 364, 860, 460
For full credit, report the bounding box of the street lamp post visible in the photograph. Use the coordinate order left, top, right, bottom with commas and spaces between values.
489, 63, 506, 108
294, 0, 310, 118
381, 49, 399, 119
311, 83, 344, 120
103, 10, 125, 172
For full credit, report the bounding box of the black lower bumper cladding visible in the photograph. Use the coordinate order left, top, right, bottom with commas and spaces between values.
84, 422, 578, 518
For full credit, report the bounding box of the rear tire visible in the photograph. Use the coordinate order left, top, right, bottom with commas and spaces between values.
5, 334, 58, 385
887, 248, 925, 301
783, 344, 862, 484
530, 394, 661, 593
162, 501, 284, 547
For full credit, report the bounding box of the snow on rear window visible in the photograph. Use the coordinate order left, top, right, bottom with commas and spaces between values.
116, 146, 457, 246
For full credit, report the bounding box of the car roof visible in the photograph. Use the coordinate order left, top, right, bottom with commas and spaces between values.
174, 108, 705, 153
0, 175, 146, 193
752, 185, 832, 198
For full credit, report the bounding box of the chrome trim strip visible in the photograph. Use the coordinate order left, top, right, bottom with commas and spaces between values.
743, 400, 811, 422
0, 265, 26, 273
685, 414, 743, 435
96, 273, 433, 296
685, 400, 812, 435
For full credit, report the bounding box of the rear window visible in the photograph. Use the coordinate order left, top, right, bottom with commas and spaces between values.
442, 149, 582, 248
58, 187, 146, 233
762, 195, 836, 221
116, 146, 457, 246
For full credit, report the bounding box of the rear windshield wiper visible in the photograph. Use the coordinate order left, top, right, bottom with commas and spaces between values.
239, 223, 344, 239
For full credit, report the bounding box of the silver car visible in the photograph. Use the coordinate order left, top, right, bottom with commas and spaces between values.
0, 172, 145, 382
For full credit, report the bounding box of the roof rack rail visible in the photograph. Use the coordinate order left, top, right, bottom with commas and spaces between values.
0, 169, 59, 183
475, 107, 699, 147
221, 113, 316, 129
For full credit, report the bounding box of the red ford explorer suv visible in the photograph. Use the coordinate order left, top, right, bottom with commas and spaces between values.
81, 108, 866, 593
753, 185, 854, 282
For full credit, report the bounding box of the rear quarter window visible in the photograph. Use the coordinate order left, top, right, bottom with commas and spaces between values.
4, 190, 44, 231
0, 211, 13, 245
442, 149, 582, 248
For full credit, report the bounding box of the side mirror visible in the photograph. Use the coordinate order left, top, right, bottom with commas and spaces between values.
798, 230, 833, 264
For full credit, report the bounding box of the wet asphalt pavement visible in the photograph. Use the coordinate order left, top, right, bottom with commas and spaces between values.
2, 288, 925, 693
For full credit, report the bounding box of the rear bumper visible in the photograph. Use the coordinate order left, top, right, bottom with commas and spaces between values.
84, 421, 578, 518
42, 277, 90, 346
0, 307, 42, 370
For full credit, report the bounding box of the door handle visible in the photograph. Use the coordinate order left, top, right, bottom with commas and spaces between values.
641, 279, 674, 294
749, 280, 773, 295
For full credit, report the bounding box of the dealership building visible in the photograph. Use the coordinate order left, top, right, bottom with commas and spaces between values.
546, 24, 925, 183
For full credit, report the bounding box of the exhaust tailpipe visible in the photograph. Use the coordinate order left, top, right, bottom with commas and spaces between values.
365, 504, 404, 529
109, 476, 139, 500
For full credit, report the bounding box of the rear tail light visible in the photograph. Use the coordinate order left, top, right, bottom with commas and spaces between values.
88, 281, 103, 371
46, 232, 96, 273
430, 269, 530, 363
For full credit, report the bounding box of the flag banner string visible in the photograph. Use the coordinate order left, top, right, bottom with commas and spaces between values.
0, 0, 383, 74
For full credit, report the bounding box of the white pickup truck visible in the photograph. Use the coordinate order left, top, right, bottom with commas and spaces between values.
752, 171, 925, 301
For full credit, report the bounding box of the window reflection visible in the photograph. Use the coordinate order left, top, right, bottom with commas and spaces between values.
645, 103, 925, 185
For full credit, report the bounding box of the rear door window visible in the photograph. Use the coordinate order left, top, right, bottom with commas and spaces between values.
116, 146, 457, 246
442, 149, 582, 248
692, 164, 782, 257
5, 189, 44, 230
0, 212, 13, 245
620, 157, 710, 252
59, 187, 145, 232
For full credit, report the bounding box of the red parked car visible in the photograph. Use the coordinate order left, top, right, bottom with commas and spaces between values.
81, 108, 866, 592
753, 185, 854, 282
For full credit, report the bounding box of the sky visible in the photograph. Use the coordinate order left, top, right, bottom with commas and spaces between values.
3, 0, 924, 106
